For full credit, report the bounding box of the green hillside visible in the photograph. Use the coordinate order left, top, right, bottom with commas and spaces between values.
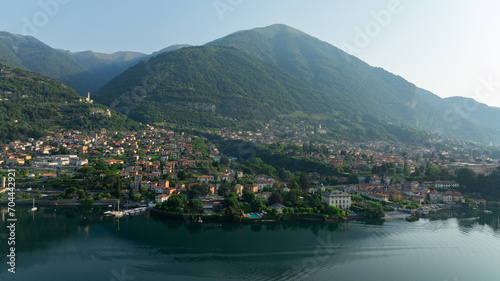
0, 32, 189, 96
0, 63, 142, 142
210, 24, 495, 144
94, 44, 429, 142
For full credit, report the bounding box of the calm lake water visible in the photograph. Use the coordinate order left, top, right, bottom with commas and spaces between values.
1, 206, 499, 281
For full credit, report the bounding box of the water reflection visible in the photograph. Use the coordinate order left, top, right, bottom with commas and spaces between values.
1, 207, 500, 281
406, 208, 500, 234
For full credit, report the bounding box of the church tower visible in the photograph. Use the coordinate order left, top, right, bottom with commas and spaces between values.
86, 92, 93, 103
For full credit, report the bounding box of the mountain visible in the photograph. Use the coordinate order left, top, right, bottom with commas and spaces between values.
209, 24, 498, 144
0, 63, 142, 142
95, 45, 334, 127
0, 31, 189, 96
7, 24, 498, 144
94, 44, 429, 142
443, 96, 500, 141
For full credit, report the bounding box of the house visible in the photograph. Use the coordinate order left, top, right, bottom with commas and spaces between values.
256, 180, 275, 191
155, 194, 170, 203
6, 158, 24, 165
428, 190, 443, 202
367, 192, 389, 202
322, 190, 351, 210
42, 173, 57, 180
421, 181, 459, 189
248, 185, 259, 193
411, 195, 425, 204
341, 185, 358, 194
452, 191, 464, 203
158, 180, 169, 188
130, 181, 141, 190
197, 175, 214, 184
235, 184, 244, 196
104, 159, 124, 165
218, 174, 231, 182
267, 203, 287, 213
120, 189, 130, 198
443, 191, 454, 204
196, 195, 225, 213
175, 182, 187, 192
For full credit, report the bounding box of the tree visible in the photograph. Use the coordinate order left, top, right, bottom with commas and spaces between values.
242, 188, 256, 203
63, 187, 78, 199
268, 191, 283, 205
223, 197, 239, 209
177, 170, 191, 181
79, 166, 97, 178
58, 144, 70, 155
225, 206, 239, 221
189, 199, 204, 213
456, 168, 477, 192
284, 189, 299, 205
129, 187, 135, 200
93, 159, 108, 171
166, 194, 187, 211
218, 180, 235, 197
250, 199, 265, 212
325, 205, 341, 217
219, 156, 230, 166
348, 173, 359, 184
81, 196, 94, 206
188, 185, 209, 199
299, 172, 310, 190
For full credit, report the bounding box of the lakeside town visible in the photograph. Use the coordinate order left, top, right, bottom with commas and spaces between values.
1, 125, 499, 221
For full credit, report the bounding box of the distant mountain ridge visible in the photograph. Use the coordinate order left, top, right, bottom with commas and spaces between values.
0, 31, 189, 96
209, 24, 499, 144
2, 25, 500, 144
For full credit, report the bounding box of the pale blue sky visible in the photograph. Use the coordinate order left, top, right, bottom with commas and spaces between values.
1, 0, 500, 108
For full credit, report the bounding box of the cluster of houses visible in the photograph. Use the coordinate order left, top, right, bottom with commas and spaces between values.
339, 180, 465, 205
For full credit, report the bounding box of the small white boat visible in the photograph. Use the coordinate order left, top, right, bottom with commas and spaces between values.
31, 199, 37, 212
113, 211, 124, 218
484, 210, 493, 214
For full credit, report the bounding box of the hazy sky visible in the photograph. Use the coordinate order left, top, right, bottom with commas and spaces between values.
2, 0, 500, 108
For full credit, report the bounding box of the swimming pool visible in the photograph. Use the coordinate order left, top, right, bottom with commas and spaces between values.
248, 213, 261, 218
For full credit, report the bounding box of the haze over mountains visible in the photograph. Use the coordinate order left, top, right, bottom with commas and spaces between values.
1, 24, 499, 145
0, 31, 189, 95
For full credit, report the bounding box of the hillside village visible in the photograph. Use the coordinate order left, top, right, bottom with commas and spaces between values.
1, 125, 499, 219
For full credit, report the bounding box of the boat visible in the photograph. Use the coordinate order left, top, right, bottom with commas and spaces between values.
484, 210, 493, 214
31, 199, 37, 212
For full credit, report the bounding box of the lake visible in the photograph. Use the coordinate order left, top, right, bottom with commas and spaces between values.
1, 206, 499, 281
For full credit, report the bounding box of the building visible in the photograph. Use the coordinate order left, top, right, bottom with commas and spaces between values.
421, 181, 459, 189
428, 190, 443, 202
155, 194, 170, 203
42, 173, 57, 180
197, 175, 214, 184
322, 190, 351, 210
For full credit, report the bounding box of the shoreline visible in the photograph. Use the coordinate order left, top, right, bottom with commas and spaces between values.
0, 199, 132, 207
383, 210, 412, 219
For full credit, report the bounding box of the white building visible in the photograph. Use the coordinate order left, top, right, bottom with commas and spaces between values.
322, 190, 351, 210
32, 155, 87, 167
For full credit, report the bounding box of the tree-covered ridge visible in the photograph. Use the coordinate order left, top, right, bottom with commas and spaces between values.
94, 44, 428, 142
0, 32, 184, 96
0, 63, 142, 142
210, 24, 497, 144
95, 45, 335, 123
